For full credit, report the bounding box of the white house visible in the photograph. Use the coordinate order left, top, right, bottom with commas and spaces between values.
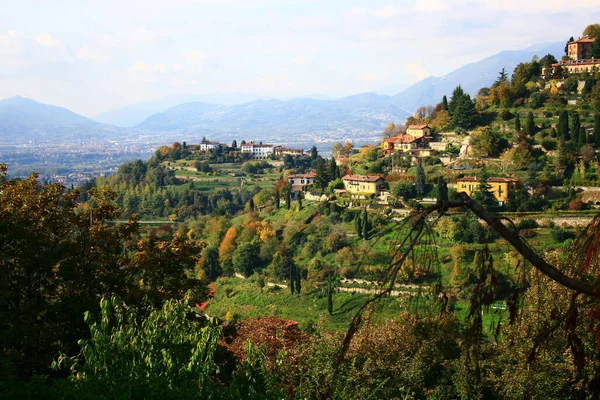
240, 142, 274, 159
198, 141, 223, 151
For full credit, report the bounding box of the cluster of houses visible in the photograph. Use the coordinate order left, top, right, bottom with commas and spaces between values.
191, 139, 304, 159
543, 36, 600, 76
283, 123, 519, 206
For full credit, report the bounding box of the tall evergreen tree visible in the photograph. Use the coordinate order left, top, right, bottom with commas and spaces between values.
571, 111, 581, 143
310, 146, 318, 160
558, 110, 570, 141
231, 140, 237, 148
579, 127, 588, 147
285, 188, 291, 210
524, 112, 535, 136
515, 114, 521, 132
295, 267, 301, 294
448, 85, 476, 130
329, 157, 338, 181
415, 160, 426, 198
362, 208, 369, 240
442, 95, 449, 111
327, 278, 333, 315
355, 212, 363, 238
436, 176, 448, 203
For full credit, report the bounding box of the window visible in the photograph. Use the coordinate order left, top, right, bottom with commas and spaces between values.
301, 179, 305, 184
462, 184, 466, 189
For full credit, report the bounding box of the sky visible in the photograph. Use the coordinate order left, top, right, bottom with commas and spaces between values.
1, 0, 599, 117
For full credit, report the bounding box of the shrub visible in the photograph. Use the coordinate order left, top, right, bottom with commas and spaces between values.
517, 218, 538, 230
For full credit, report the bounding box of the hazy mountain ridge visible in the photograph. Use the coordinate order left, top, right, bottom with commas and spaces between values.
0, 96, 120, 142
0, 41, 565, 144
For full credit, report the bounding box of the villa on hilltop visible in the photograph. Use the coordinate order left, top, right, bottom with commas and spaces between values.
544, 36, 600, 76
240, 142, 274, 159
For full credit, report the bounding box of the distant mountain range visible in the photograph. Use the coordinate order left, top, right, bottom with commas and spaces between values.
0, 96, 118, 142
0, 41, 564, 144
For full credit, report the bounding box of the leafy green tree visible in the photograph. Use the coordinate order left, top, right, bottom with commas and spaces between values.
314, 158, 330, 193
470, 126, 500, 157
232, 241, 260, 277
199, 245, 221, 281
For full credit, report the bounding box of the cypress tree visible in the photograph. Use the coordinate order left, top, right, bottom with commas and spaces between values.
571, 111, 581, 143
329, 158, 337, 180
355, 212, 363, 238
362, 208, 369, 240
594, 114, 600, 147
558, 110, 569, 141
289, 265, 295, 294
515, 114, 521, 132
327, 278, 333, 315
579, 127, 587, 147
231, 140, 237, 148
295, 268, 301, 294
415, 161, 426, 198
525, 112, 535, 136
286, 189, 291, 210
275, 191, 280, 209
442, 95, 449, 111
248, 198, 255, 211
310, 146, 318, 160
297, 196, 302, 210
436, 176, 448, 203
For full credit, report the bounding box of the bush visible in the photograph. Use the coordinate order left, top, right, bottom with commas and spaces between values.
550, 226, 575, 242
517, 219, 538, 230
500, 109, 514, 121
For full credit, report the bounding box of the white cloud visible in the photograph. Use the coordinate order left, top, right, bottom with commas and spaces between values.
406, 62, 429, 83
77, 45, 112, 63
187, 50, 203, 62
33, 33, 61, 48
414, 0, 449, 12
130, 62, 154, 73
372, 6, 402, 18
154, 64, 167, 73
292, 55, 310, 65
482, 0, 600, 12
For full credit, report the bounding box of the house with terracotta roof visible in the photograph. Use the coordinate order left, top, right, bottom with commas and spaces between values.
382, 134, 427, 154
543, 37, 600, 77
198, 141, 224, 151
274, 146, 304, 157
567, 37, 596, 60
406, 124, 432, 138
456, 176, 518, 206
288, 172, 316, 196
342, 174, 386, 196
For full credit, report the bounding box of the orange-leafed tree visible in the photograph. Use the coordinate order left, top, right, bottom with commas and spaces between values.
218, 227, 238, 275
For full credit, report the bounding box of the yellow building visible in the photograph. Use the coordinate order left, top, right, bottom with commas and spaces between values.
567, 37, 595, 60
456, 176, 518, 206
406, 124, 432, 138
342, 174, 386, 196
